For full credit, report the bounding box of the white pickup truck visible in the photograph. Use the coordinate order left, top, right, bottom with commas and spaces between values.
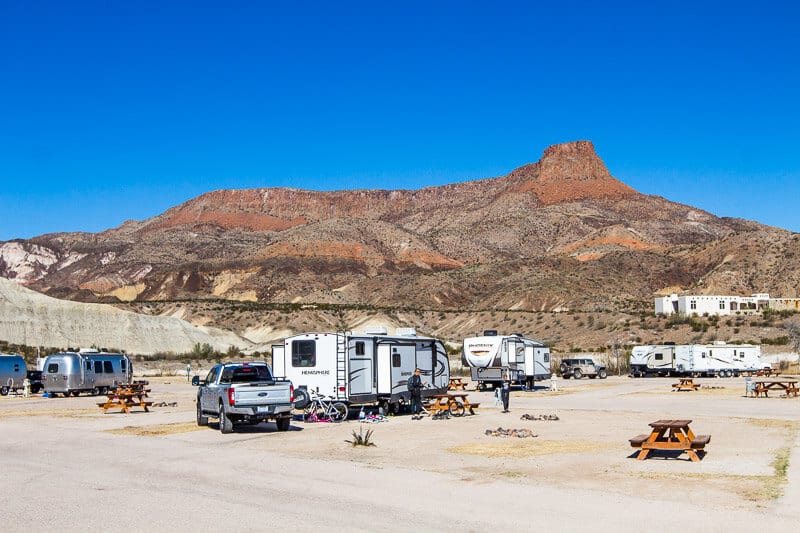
193, 362, 294, 433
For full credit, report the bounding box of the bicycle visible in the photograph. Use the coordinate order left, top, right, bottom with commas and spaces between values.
303, 390, 348, 422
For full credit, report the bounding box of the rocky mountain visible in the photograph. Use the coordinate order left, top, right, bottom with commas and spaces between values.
2, 140, 799, 319
0, 277, 248, 354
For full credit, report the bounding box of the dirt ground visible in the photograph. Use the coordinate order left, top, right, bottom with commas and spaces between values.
1, 375, 799, 532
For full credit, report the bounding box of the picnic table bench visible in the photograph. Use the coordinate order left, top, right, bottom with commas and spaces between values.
448, 378, 467, 391
424, 393, 480, 417
672, 378, 700, 392
751, 380, 798, 398
629, 419, 710, 462
97, 382, 153, 414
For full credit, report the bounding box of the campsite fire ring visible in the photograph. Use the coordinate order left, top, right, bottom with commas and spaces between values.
485, 427, 538, 438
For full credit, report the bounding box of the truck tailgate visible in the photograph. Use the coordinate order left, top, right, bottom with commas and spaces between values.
231, 382, 291, 406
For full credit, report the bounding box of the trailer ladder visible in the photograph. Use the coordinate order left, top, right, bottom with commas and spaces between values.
335, 334, 347, 400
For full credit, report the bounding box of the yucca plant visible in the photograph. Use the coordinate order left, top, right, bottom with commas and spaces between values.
345, 426, 376, 447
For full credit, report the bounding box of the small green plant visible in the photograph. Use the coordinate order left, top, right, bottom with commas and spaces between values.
345, 426, 377, 447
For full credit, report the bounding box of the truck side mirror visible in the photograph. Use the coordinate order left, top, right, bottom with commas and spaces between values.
191, 376, 200, 386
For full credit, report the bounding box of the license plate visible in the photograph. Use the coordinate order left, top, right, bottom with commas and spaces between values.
257, 406, 270, 413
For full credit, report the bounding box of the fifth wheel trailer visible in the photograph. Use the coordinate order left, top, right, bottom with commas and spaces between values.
461, 331, 551, 390
272, 327, 449, 413
630, 342, 761, 377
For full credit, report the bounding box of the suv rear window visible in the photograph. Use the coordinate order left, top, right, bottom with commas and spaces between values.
220, 365, 273, 384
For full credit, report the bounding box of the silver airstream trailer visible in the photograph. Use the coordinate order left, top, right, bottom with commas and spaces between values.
0, 354, 27, 396
42, 350, 132, 397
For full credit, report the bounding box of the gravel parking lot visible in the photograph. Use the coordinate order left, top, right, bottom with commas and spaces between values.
1, 375, 798, 532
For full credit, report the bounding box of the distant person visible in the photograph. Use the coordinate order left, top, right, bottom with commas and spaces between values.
407, 368, 423, 420
500, 371, 511, 413
186, 363, 191, 382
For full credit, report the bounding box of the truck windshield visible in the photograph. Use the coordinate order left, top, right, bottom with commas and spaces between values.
220, 365, 273, 384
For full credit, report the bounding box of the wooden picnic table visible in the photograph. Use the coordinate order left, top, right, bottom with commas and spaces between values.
629, 419, 710, 462
97, 382, 153, 414
424, 393, 480, 417
672, 378, 700, 392
751, 380, 798, 398
448, 378, 467, 391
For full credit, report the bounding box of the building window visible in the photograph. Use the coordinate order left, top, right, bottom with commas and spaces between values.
291, 340, 316, 367
690, 300, 697, 310
719, 301, 726, 310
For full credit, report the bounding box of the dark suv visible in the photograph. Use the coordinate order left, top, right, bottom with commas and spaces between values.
559, 358, 607, 379
26, 370, 44, 393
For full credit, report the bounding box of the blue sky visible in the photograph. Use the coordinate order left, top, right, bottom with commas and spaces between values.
1, 1, 798, 241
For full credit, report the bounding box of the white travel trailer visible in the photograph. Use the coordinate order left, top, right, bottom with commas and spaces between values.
41, 350, 133, 397
461, 331, 551, 390
630, 342, 761, 377
0, 354, 27, 395
272, 327, 449, 412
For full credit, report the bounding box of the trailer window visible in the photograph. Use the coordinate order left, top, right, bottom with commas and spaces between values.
47, 363, 59, 373
291, 340, 316, 367
392, 352, 401, 367
654, 353, 663, 361
103, 361, 113, 373
355, 341, 365, 356
94, 361, 103, 373
121, 359, 127, 371
543, 353, 550, 362
86, 361, 92, 371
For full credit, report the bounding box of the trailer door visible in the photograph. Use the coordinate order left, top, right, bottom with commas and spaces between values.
349, 340, 373, 396
377, 344, 392, 394
271, 344, 286, 377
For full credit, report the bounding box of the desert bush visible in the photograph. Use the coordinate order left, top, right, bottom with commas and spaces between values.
345, 427, 376, 447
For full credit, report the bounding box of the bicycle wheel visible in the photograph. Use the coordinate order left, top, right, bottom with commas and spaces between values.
331, 402, 348, 422
303, 401, 320, 422
448, 400, 465, 417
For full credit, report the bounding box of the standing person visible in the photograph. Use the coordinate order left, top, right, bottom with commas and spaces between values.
500, 371, 511, 413
186, 363, 191, 382
407, 368, 423, 420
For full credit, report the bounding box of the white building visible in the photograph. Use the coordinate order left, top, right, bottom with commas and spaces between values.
655, 293, 771, 316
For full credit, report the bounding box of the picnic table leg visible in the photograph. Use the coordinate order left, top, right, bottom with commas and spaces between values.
636, 449, 650, 460
686, 449, 701, 462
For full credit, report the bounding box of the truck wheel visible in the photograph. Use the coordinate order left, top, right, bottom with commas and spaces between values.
292, 388, 310, 410
196, 400, 209, 427
276, 417, 290, 431
598, 369, 608, 379
219, 403, 234, 434
562, 374, 570, 379
31, 384, 42, 394
332, 402, 348, 422
573, 369, 583, 379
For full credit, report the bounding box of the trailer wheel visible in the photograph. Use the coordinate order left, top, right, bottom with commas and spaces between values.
0, 386, 8, 396
90, 387, 100, 396
276, 417, 291, 431
219, 402, 234, 434
71, 390, 81, 397
448, 401, 465, 417
196, 399, 209, 426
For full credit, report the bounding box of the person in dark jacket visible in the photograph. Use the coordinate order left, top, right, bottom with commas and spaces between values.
408, 368, 423, 420
500, 371, 511, 413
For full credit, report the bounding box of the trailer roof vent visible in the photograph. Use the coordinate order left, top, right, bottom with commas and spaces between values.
664, 341, 676, 345
395, 327, 417, 337
364, 326, 388, 335
483, 330, 498, 336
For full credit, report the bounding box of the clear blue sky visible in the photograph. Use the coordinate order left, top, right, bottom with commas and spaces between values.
1, 1, 798, 241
